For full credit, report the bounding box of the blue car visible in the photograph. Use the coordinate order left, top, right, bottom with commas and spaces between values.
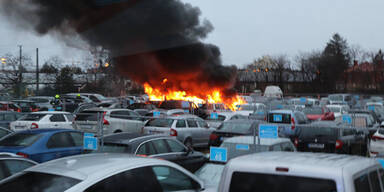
0, 129, 84, 163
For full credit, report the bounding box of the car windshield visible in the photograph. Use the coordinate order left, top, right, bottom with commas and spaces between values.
218, 122, 253, 133
229, 172, 337, 192
145, 118, 174, 127
0, 133, 42, 147
0, 172, 81, 192
298, 127, 338, 140
220, 142, 269, 160
75, 111, 100, 121
328, 107, 341, 113
18, 114, 46, 121
303, 107, 323, 115
195, 163, 224, 187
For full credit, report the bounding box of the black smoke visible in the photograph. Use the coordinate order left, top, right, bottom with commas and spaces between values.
0, 0, 237, 93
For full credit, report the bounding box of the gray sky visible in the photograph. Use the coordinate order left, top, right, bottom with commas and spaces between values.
1, 0, 384, 67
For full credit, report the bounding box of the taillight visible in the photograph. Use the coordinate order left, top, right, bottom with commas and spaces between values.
372, 135, 384, 141
291, 117, 296, 130
294, 138, 299, 147
210, 133, 218, 140
31, 123, 38, 129
264, 116, 267, 121
336, 140, 343, 149
136, 154, 148, 158
17, 108, 21, 113
371, 151, 379, 155
16, 152, 29, 158
170, 128, 178, 136
103, 111, 110, 125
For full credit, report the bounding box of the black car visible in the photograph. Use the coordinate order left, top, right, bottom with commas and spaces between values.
294, 121, 369, 156
95, 133, 207, 172
208, 120, 262, 147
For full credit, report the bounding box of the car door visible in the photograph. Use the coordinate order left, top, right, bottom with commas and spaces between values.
43, 132, 79, 162
186, 119, 200, 144
128, 111, 144, 133
196, 119, 212, 146
49, 114, 67, 129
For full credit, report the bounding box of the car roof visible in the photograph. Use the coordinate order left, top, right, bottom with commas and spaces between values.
27, 153, 182, 180
228, 152, 378, 177
223, 136, 291, 146
30, 111, 71, 114
103, 133, 171, 145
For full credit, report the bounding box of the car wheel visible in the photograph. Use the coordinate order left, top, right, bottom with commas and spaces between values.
184, 138, 193, 149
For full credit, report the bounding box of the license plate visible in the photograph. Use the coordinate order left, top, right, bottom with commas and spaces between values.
308, 143, 325, 149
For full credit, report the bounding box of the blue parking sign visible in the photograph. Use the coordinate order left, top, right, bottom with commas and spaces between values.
377, 159, 384, 168
342, 115, 352, 125
259, 124, 278, 139
83, 136, 98, 150
273, 114, 282, 122
368, 105, 375, 112
236, 144, 249, 151
210, 112, 218, 119
153, 111, 161, 117
210, 147, 227, 162
300, 97, 306, 104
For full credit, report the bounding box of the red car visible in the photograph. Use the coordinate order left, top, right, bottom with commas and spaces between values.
303, 106, 335, 121
0, 101, 21, 112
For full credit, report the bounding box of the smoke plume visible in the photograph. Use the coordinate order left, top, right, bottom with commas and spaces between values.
0, 0, 237, 95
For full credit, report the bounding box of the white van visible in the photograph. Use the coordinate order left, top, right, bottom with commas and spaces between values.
219, 152, 384, 192
264, 85, 283, 98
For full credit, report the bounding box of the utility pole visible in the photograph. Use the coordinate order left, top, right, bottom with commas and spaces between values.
18, 45, 22, 98
36, 48, 39, 96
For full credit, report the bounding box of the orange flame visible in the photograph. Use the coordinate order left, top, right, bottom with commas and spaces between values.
144, 82, 245, 111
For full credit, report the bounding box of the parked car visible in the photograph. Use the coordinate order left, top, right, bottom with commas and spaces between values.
302, 106, 335, 121
218, 152, 384, 192
197, 103, 229, 119
127, 103, 157, 110
74, 108, 144, 136
344, 113, 380, 137
11, 100, 38, 113
0, 153, 206, 192
10, 111, 74, 131
370, 126, 384, 157
208, 120, 263, 147
158, 100, 199, 115
26, 96, 55, 111
294, 121, 369, 156
0, 129, 84, 163
235, 103, 266, 116
263, 85, 283, 98
205, 112, 248, 128
349, 109, 381, 124
326, 104, 349, 118
97, 102, 121, 108
73, 103, 98, 115
267, 109, 309, 137
0, 155, 37, 181
0, 102, 21, 112
0, 128, 12, 140
143, 114, 213, 148
68, 93, 114, 104
96, 133, 207, 172
0, 111, 23, 129
328, 93, 353, 106
196, 136, 296, 189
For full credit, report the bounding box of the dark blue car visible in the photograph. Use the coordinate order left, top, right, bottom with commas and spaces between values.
0, 129, 84, 163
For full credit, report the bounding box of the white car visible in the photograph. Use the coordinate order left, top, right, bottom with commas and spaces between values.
74, 108, 144, 136
10, 111, 74, 131
235, 103, 266, 116
370, 126, 384, 157
0, 153, 207, 192
326, 104, 349, 118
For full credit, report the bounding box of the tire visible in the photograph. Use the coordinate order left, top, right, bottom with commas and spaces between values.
184, 138, 193, 149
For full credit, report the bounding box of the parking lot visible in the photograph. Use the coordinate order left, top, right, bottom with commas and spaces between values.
0, 92, 383, 191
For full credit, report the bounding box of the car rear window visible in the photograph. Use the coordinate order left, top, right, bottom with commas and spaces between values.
268, 113, 291, 123
220, 143, 269, 160
0, 171, 81, 192
298, 127, 339, 140
229, 172, 337, 192
0, 133, 42, 147
75, 111, 100, 121
18, 114, 46, 121
95, 143, 128, 153
218, 122, 253, 133
145, 118, 174, 127
303, 108, 323, 115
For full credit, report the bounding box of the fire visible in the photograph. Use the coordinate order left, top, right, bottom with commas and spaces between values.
144, 82, 245, 111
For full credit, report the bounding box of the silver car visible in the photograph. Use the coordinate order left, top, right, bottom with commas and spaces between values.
143, 114, 214, 148
74, 108, 144, 136
0, 153, 205, 192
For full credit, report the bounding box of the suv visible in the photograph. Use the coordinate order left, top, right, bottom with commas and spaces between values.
294, 121, 369, 156
267, 110, 309, 137
74, 108, 144, 136
218, 152, 384, 192
142, 114, 213, 148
